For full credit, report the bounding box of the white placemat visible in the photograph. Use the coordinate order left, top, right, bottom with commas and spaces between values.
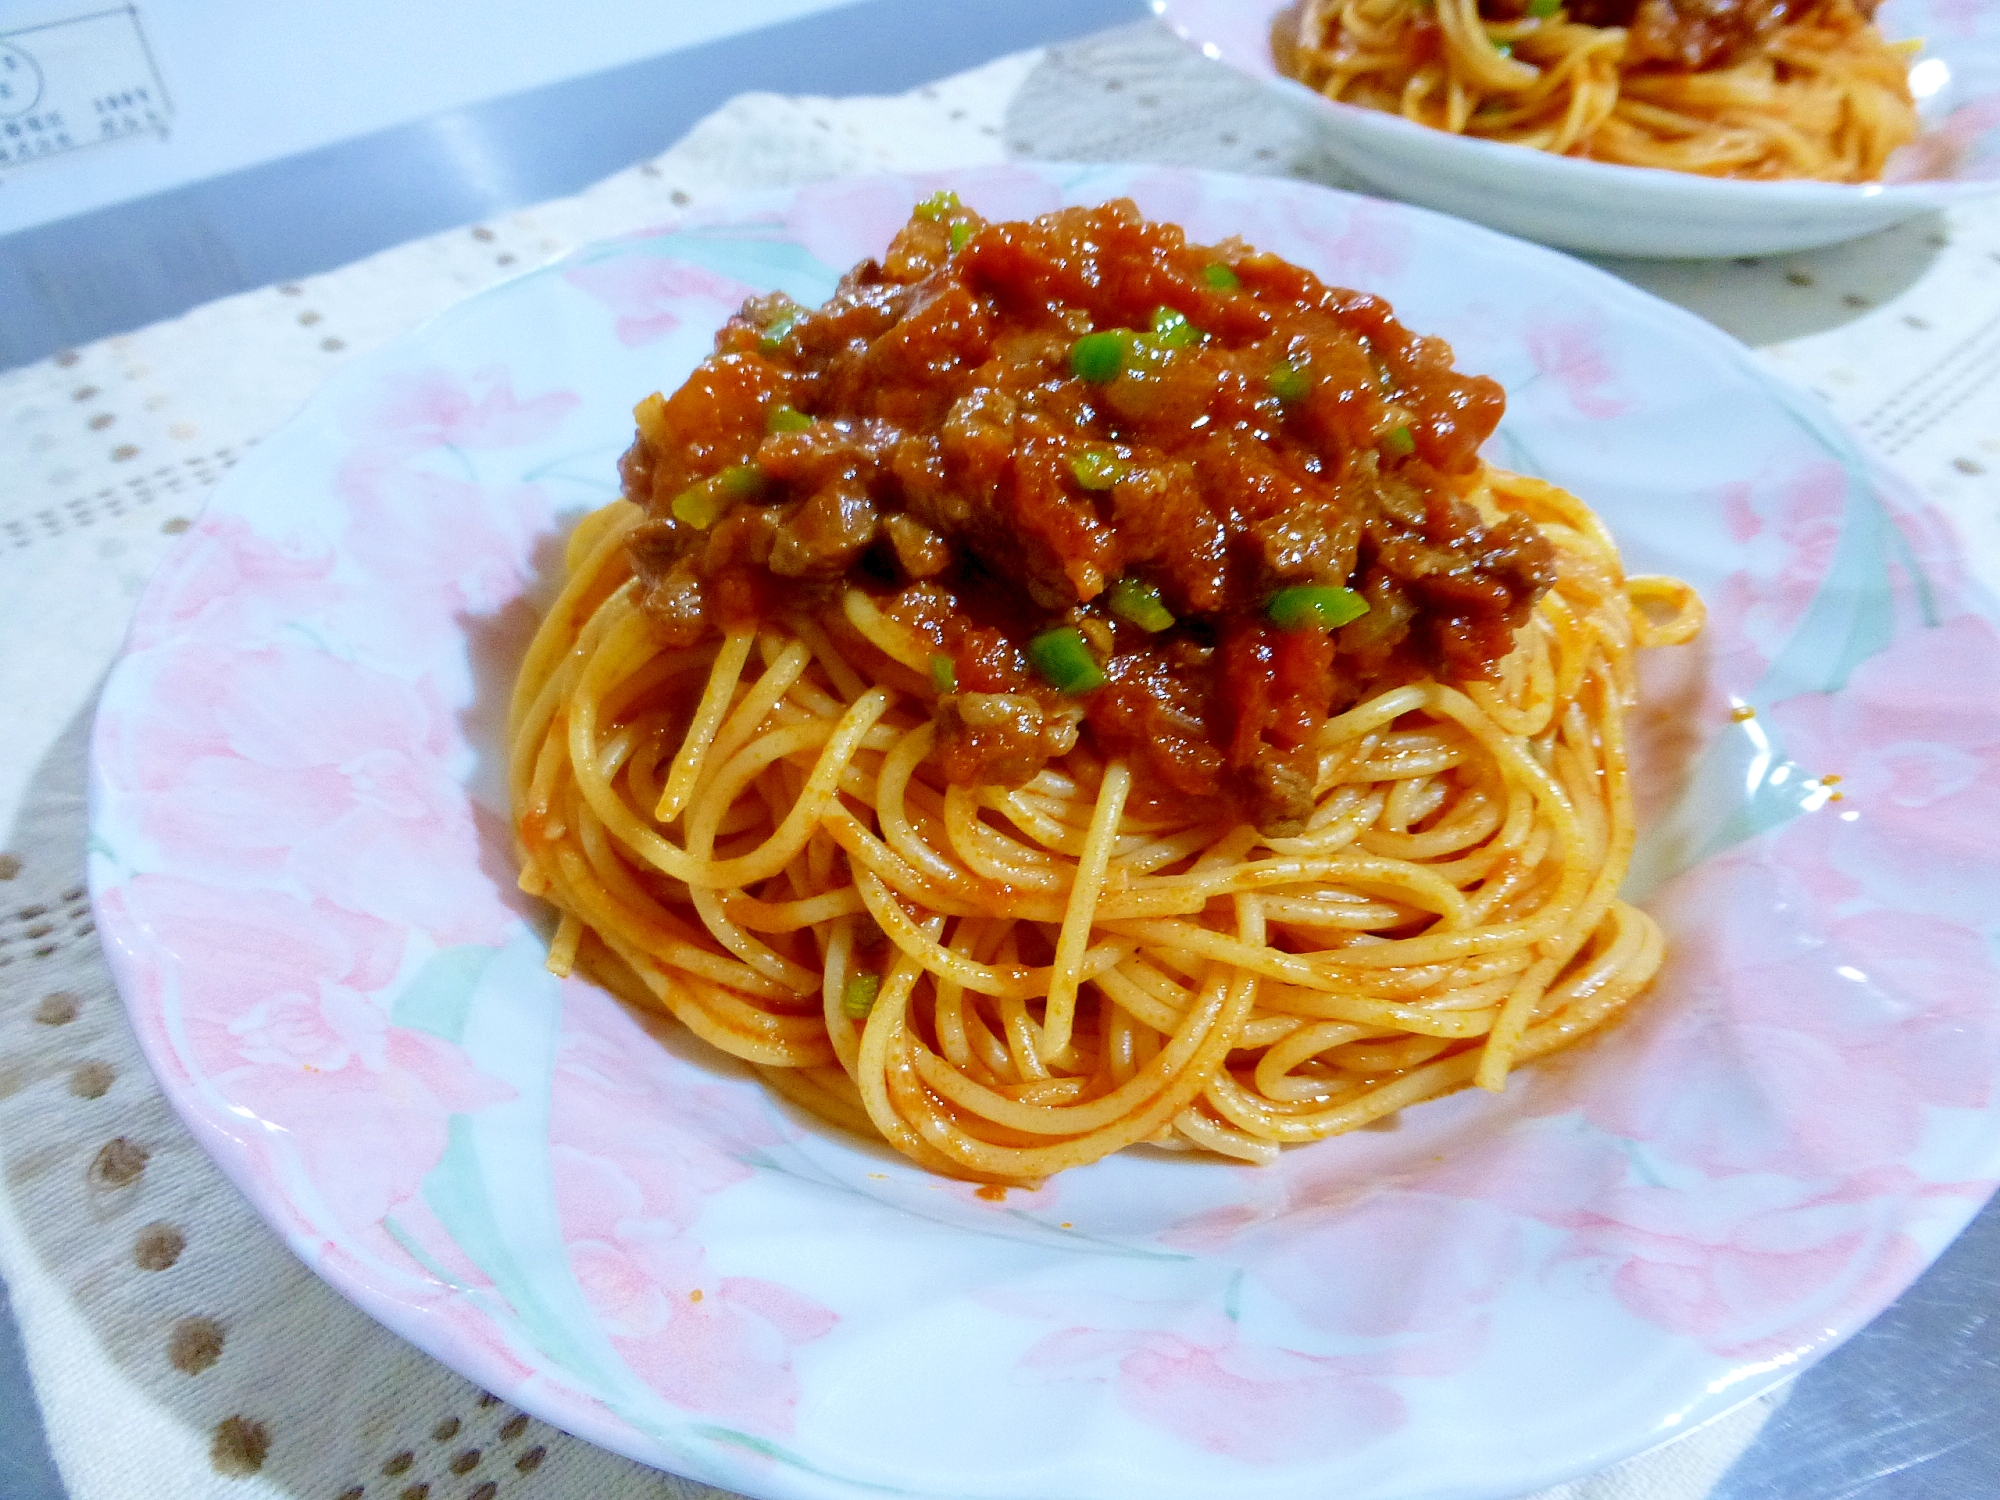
9, 20, 2000, 1499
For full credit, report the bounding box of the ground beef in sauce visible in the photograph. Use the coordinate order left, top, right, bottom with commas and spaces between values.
1478, 0, 1878, 70
619, 198, 1554, 835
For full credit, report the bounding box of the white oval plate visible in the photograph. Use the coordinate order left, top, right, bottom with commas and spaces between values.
91, 164, 2000, 1500
1155, 0, 2000, 256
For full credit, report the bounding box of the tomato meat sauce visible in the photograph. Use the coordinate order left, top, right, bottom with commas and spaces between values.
618, 197, 1553, 835
1481, 0, 1868, 71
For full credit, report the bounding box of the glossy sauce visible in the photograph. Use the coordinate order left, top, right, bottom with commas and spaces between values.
620, 199, 1553, 833
1479, 0, 1876, 70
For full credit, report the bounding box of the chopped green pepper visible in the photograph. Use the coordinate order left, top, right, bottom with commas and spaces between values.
1381, 424, 1416, 457
1267, 585, 1370, 631
767, 404, 813, 434
758, 308, 799, 355
949, 220, 972, 254
671, 465, 764, 530
672, 481, 727, 530
1027, 627, 1106, 695
1107, 577, 1175, 633
1528, 0, 1561, 15
1068, 443, 1128, 491
1070, 331, 1126, 384
717, 464, 765, 499
1150, 306, 1199, 349
1493, 40, 1514, 56
929, 654, 957, 694
842, 972, 880, 1020
1202, 263, 1240, 291
1268, 360, 1313, 401
914, 189, 962, 220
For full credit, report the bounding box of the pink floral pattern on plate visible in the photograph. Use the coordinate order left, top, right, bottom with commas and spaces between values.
90, 165, 2000, 1500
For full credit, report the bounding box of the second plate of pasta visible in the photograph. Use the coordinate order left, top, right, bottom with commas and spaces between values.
1157, 0, 2000, 254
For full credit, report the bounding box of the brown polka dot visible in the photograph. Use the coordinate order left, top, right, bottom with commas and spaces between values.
298, 310, 321, 325
476, 1391, 500, 1407
134, 1221, 184, 1269
450, 1447, 480, 1474
498, 1414, 527, 1441
432, 1415, 460, 1442
89, 1137, 148, 1187
469, 1484, 498, 1500
1785, 270, 1813, 287
34, 991, 78, 1025
210, 1416, 268, 1476
670, 189, 690, 206
169, 1315, 225, 1374
72, 385, 97, 401
69, 1061, 114, 1098
163, 516, 191, 534
1954, 457, 1985, 475
515, 1445, 545, 1473
338, 1488, 364, 1500
495, 254, 515, 267
111, 444, 139, 461
400, 1487, 429, 1500
321, 338, 346, 352
55, 349, 79, 366
0, 854, 19, 879
383, 1450, 415, 1476
87, 412, 114, 430
471, 225, 495, 241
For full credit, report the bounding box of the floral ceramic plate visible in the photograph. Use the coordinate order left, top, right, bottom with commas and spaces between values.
90, 164, 2000, 1500
1154, 0, 2000, 256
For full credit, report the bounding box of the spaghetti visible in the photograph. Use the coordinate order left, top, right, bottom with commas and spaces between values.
1276, 0, 1920, 182
509, 198, 1703, 1183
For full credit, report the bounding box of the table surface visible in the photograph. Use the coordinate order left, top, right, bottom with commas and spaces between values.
1, 2, 1996, 1497
0, 0, 1143, 369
